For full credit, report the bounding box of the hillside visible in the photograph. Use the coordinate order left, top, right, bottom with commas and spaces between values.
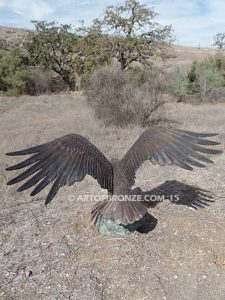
166, 44, 218, 66
0, 26, 31, 50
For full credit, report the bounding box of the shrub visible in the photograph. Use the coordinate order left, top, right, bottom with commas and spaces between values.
186, 58, 224, 103
86, 65, 165, 127
129, 65, 147, 85
26, 21, 77, 91
168, 54, 225, 102
0, 50, 30, 96
213, 54, 225, 78
24, 68, 66, 95
168, 67, 189, 102
197, 66, 224, 95
187, 62, 199, 93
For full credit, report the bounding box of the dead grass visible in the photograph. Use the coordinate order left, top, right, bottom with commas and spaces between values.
0, 94, 225, 299
214, 252, 225, 269
163, 44, 219, 68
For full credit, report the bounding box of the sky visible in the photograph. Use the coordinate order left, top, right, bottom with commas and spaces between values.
0, 0, 224, 48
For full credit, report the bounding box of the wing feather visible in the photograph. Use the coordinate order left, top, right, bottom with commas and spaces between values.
6, 134, 113, 204
120, 127, 222, 186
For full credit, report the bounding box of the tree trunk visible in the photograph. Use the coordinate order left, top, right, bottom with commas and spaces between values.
119, 52, 127, 70
53, 66, 76, 91
61, 70, 76, 91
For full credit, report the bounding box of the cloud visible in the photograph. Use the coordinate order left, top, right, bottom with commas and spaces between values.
11, 0, 54, 20
0, 0, 7, 8
0, 0, 224, 47
0, 0, 54, 27
152, 0, 225, 47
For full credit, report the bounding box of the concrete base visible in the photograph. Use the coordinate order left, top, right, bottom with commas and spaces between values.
99, 217, 145, 236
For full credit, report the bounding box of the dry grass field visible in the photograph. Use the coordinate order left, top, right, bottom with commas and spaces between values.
0, 94, 225, 299
166, 44, 218, 66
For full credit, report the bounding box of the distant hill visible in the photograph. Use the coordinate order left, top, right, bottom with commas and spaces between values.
166, 44, 218, 66
0, 25, 219, 64
0, 26, 31, 50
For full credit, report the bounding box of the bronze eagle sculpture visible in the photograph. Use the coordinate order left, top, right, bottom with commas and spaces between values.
5, 127, 222, 227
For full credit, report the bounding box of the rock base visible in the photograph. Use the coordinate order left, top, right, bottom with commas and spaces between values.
99, 217, 145, 236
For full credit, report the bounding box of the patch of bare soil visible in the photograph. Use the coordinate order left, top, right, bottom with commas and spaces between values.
0, 95, 225, 300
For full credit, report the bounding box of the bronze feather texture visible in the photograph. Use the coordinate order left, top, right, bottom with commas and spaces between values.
5, 127, 222, 226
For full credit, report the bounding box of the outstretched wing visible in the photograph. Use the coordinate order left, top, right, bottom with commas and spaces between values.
6, 134, 113, 204
120, 127, 222, 186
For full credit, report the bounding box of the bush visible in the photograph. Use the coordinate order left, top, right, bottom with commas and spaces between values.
187, 59, 224, 95
24, 68, 66, 95
129, 65, 147, 85
197, 66, 224, 95
187, 62, 199, 93
168, 54, 225, 102
26, 21, 77, 91
0, 49, 68, 96
86, 65, 165, 127
169, 67, 189, 102
214, 53, 225, 77
0, 50, 30, 96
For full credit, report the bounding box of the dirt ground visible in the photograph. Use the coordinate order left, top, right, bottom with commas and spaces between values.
0, 94, 225, 300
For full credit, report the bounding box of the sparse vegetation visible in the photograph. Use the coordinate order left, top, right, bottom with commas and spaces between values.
86, 65, 165, 127
169, 54, 225, 102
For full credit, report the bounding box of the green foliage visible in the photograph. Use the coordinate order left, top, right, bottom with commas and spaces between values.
86, 0, 174, 70
0, 50, 30, 96
26, 21, 112, 90
187, 62, 198, 92
0, 1, 175, 96
187, 58, 224, 95
213, 53, 225, 80
169, 67, 189, 102
74, 22, 112, 75
26, 21, 77, 90
76, 0, 172, 73
169, 55, 225, 102
196, 66, 224, 95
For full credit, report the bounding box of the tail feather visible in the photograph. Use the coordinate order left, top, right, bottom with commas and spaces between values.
91, 197, 147, 226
